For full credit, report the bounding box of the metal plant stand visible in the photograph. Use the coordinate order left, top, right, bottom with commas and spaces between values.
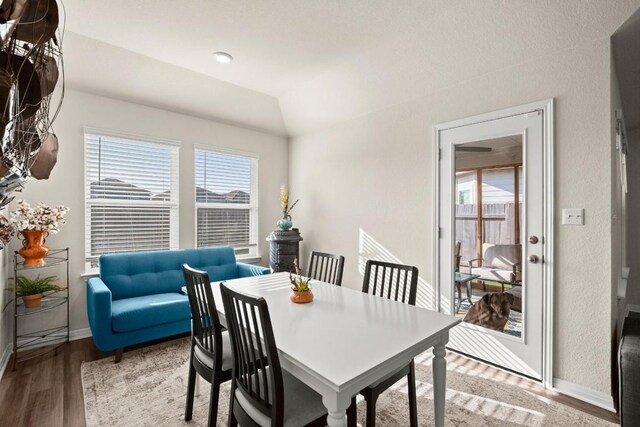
12, 248, 70, 370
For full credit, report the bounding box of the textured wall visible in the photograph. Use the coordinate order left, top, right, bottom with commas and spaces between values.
290, 39, 614, 394
11, 89, 288, 335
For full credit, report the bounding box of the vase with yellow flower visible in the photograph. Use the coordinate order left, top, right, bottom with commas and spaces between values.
277, 186, 299, 231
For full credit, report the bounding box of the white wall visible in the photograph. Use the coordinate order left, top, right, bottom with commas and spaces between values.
290, 38, 615, 397
9, 89, 288, 336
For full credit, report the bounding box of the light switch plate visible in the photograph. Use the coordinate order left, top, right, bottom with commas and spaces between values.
562, 208, 584, 225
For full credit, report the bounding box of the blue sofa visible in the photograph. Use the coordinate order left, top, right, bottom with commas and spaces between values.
87, 247, 270, 357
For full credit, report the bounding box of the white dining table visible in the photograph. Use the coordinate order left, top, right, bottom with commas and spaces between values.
210, 272, 460, 427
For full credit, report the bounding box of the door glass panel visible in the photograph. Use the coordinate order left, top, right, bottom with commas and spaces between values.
454, 135, 523, 338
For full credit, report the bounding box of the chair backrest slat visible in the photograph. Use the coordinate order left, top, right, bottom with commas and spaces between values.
308, 251, 345, 286
362, 260, 419, 306
221, 283, 286, 425
182, 264, 224, 372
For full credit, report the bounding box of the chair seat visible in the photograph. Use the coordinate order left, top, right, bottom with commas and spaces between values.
193, 330, 233, 372
235, 368, 327, 427
111, 293, 190, 333
366, 363, 411, 390
471, 267, 520, 284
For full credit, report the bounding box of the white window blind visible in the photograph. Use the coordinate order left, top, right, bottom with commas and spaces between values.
195, 149, 258, 257
85, 133, 179, 268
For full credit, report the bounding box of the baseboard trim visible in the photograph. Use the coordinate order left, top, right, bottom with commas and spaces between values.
70, 328, 92, 341
553, 378, 615, 412
0, 343, 13, 381
0, 328, 92, 381
626, 304, 640, 317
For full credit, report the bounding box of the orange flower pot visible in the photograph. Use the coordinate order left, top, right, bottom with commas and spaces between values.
22, 294, 43, 308
18, 230, 49, 266
290, 290, 314, 304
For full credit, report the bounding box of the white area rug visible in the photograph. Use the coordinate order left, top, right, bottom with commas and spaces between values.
81, 338, 615, 426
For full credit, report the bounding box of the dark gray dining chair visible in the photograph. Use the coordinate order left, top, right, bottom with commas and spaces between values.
307, 251, 345, 286
220, 282, 328, 427
182, 264, 233, 427
347, 260, 419, 427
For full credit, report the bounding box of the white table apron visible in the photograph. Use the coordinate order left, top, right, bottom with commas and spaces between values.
210, 273, 460, 427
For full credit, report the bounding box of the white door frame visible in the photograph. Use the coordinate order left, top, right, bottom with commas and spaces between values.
432, 99, 554, 388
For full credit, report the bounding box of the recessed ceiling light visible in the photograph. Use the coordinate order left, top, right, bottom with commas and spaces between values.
213, 51, 233, 64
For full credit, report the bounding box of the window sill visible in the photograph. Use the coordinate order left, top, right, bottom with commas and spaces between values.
237, 256, 263, 265
81, 271, 99, 281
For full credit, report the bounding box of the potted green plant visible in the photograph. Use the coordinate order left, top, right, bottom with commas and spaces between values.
289, 258, 313, 303
16, 275, 64, 308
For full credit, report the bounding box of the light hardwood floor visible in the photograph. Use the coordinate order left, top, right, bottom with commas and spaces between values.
0, 337, 620, 426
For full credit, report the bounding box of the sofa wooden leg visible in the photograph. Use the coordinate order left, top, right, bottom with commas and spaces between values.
115, 347, 124, 363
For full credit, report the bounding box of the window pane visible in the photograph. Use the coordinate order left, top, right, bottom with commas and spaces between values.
86, 136, 176, 201
195, 150, 251, 204
90, 205, 174, 256
197, 207, 250, 247
194, 149, 258, 255
85, 133, 179, 265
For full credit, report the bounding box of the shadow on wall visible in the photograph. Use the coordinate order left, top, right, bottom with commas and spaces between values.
358, 228, 435, 310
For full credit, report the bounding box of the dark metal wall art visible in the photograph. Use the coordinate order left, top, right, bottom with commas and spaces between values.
0, 0, 64, 208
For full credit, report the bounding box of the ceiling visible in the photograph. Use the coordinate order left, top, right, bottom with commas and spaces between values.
456, 136, 523, 170
62, 0, 449, 97
61, 0, 640, 137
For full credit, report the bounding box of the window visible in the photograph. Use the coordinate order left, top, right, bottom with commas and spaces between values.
195, 148, 258, 257
85, 132, 179, 269
458, 189, 471, 205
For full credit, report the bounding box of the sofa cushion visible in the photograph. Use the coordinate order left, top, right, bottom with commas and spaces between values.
482, 243, 522, 271
472, 266, 521, 284
111, 293, 190, 333
100, 247, 239, 300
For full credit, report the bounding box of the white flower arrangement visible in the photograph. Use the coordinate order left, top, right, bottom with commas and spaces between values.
0, 215, 14, 247
10, 200, 70, 234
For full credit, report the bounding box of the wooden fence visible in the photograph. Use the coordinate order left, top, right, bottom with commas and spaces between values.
455, 202, 522, 262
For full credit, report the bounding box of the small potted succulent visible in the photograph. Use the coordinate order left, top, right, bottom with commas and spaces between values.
289, 257, 313, 303
16, 275, 64, 308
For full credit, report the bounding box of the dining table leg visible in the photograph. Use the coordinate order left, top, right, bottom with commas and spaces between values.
323, 393, 351, 427
432, 337, 448, 427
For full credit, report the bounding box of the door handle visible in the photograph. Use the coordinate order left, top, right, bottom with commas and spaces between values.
528, 255, 540, 264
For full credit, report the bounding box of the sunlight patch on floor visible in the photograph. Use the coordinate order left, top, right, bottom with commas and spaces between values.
389, 377, 546, 427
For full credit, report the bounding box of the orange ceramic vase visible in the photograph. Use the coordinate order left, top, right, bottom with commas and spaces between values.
19, 230, 49, 266
290, 290, 314, 304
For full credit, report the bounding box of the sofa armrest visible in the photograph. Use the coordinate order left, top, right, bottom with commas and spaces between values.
237, 262, 271, 278
87, 277, 114, 350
